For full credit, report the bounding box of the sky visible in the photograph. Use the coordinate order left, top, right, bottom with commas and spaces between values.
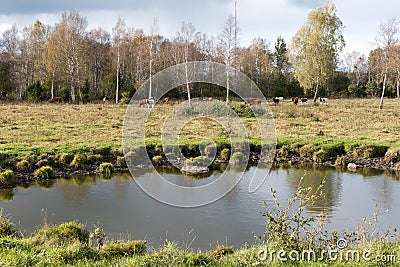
0, 0, 399, 56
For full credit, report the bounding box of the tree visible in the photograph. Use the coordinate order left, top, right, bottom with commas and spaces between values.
374, 17, 400, 108
290, 3, 345, 101
112, 17, 126, 104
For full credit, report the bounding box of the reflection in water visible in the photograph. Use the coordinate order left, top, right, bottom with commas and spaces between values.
0, 166, 399, 250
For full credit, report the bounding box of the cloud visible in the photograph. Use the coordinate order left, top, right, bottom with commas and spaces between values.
285, 0, 327, 8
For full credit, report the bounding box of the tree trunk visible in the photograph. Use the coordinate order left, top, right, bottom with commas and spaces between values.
116, 46, 120, 104
226, 66, 230, 105
71, 85, 76, 103
185, 61, 191, 106
379, 72, 387, 109
51, 79, 54, 99
313, 82, 319, 102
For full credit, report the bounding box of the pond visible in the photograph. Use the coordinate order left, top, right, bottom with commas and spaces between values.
1, 165, 399, 250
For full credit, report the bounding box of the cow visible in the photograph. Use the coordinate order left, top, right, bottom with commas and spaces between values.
50, 96, 62, 103
300, 98, 308, 105
162, 97, 170, 104
291, 97, 299, 105
139, 97, 155, 108
319, 97, 328, 104
272, 97, 283, 105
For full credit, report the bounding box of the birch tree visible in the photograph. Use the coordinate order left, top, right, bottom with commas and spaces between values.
290, 3, 345, 101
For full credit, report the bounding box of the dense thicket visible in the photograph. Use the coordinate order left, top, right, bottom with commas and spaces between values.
0, 8, 398, 103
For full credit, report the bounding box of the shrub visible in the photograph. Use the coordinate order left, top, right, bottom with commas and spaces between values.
353, 144, 388, 159
33, 166, 55, 179
70, 153, 87, 169
0, 210, 17, 237
100, 240, 146, 257
58, 153, 74, 164
184, 156, 209, 167
16, 159, 31, 172
208, 245, 234, 259
313, 149, 328, 163
321, 143, 345, 157
0, 170, 15, 184
231, 103, 255, 118
299, 144, 317, 158
220, 148, 230, 161
99, 162, 114, 175
87, 154, 103, 164
35, 221, 89, 245
110, 147, 123, 157
152, 155, 163, 166
230, 151, 246, 164
35, 159, 50, 168
116, 156, 126, 167
384, 147, 400, 164
335, 155, 349, 167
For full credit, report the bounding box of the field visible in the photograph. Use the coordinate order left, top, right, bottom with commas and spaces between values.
0, 98, 399, 155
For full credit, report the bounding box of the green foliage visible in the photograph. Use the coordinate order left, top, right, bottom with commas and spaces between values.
0, 62, 15, 100
35, 221, 89, 245
231, 103, 266, 118
230, 151, 246, 164
100, 240, 147, 257
15, 159, 31, 172
352, 144, 388, 159
208, 245, 234, 259
116, 156, 126, 167
220, 148, 230, 161
0, 210, 17, 237
27, 81, 48, 101
58, 152, 74, 164
0, 170, 15, 184
184, 156, 209, 167
99, 162, 114, 175
33, 166, 55, 179
259, 175, 328, 251
299, 144, 317, 158
290, 3, 344, 96
151, 155, 163, 166
70, 153, 87, 169
335, 155, 349, 167
312, 149, 328, 163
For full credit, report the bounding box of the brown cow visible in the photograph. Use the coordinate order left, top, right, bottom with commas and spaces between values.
291, 97, 299, 105
50, 97, 62, 103
162, 97, 170, 104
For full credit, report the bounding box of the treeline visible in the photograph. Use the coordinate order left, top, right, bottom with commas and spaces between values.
0, 9, 398, 103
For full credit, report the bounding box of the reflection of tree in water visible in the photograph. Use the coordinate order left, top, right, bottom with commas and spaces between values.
385, 169, 400, 181
0, 188, 14, 201
59, 175, 96, 205
285, 166, 343, 217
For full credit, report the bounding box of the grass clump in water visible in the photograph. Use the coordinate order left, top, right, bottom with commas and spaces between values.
33, 166, 55, 179
99, 162, 114, 175
0, 170, 15, 184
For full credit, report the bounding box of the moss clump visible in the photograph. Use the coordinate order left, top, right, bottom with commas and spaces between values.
87, 153, 103, 164
152, 155, 163, 166
70, 153, 87, 169
312, 149, 328, 163
33, 166, 55, 179
220, 148, 230, 161
100, 240, 146, 257
299, 144, 317, 159
35, 221, 89, 245
99, 162, 114, 175
353, 144, 388, 159
230, 151, 246, 164
0, 170, 15, 184
15, 159, 31, 172
335, 155, 349, 167
58, 152, 74, 164
184, 156, 209, 167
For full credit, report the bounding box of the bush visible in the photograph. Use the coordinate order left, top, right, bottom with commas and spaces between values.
70, 153, 87, 169
320, 143, 345, 157
35, 221, 89, 245
184, 156, 209, 167
208, 245, 234, 259
152, 155, 163, 166
0, 211, 17, 237
100, 240, 146, 257
230, 151, 246, 164
220, 148, 230, 161
299, 144, 317, 158
384, 147, 400, 164
99, 162, 114, 175
58, 153, 74, 164
0, 170, 15, 184
335, 155, 349, 167
353, 144, 388, 159
313, 149, 328, 163
33, 166, 55, 179
116, 156, 126, 167
87, 154, 103, 164
16, 159, 31, 172
231, 103, 255, 118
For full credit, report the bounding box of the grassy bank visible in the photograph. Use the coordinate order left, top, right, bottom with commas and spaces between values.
0, 99, 400, 187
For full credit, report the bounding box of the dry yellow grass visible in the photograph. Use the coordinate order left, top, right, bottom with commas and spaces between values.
0, 98, 399, 155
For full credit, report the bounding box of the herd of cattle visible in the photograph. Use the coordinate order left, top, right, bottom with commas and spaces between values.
272, 96, 328, 105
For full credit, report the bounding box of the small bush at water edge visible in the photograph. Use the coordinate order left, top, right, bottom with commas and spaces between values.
0, 170, 15, 184
100, 240, 147, 257
33, 166, 55, 179
99, 162, 114, 175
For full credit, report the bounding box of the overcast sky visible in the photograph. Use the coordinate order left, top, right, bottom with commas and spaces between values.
0, 0, 398, 56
